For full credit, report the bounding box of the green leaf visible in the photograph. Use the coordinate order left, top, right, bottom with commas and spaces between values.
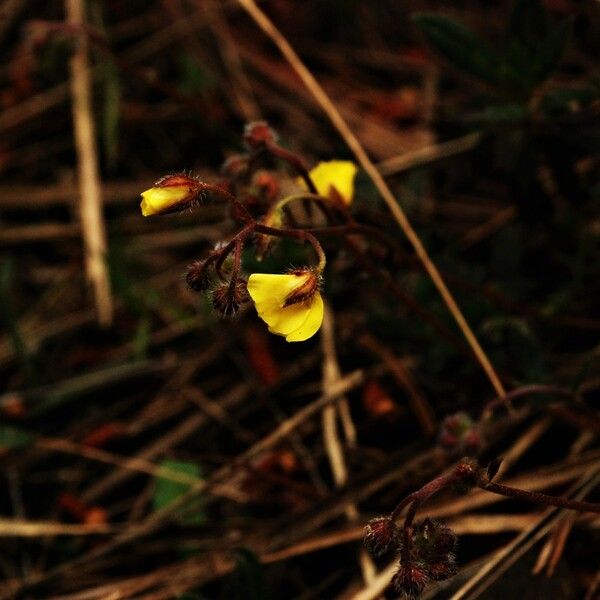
0, 425, 33, 452
412, 13, 503, 85
153, 459, 204, 524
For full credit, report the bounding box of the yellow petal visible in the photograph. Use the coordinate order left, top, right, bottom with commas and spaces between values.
140, 186, 191, 216
247, 273, 307, 307
305, 161, 358, 205
285, 293, 324, 342
247, 273, 323, 342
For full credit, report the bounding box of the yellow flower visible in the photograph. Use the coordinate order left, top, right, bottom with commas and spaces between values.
303, 160, 358, 205
140, 174, 201, 216
247, 272, 324, 342
140, 186, 190, 216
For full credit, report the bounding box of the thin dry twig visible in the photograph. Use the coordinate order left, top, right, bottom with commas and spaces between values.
320, 306, 375, 584
376, 131, 482, 176
65, 0, 113, 326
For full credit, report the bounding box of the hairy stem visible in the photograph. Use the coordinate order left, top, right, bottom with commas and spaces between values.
479, 480, 600, 514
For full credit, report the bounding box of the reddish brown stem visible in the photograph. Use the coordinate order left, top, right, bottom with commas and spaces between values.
254, 223, 326, 271
479, 480, 600, 514
482, 384, 577, 420
214, 222, 256, 279
265, 142, 318, 195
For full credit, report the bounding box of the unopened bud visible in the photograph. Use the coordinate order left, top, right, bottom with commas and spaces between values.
432, 526, 457, 556
253, 170, 280, 202
363, 517, 401, 557
413, 519, 457, 560
427, 556, 458, 581
140, 173, 204, 217
438, 412, 481, 456
221, 153, 250, 178
186, 259, 213, 292
391, 561, 429, 599
243, 121, 277, 150
212, 280, 249, 317
453, 457, 481, 492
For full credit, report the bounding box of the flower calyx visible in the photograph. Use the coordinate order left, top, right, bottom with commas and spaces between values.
212, 279, 249, 318
282, 268, 321, 307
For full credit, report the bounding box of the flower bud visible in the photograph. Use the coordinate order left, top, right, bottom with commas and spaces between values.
432, 525, 457, 556
438, 412, 481, 456
243, 121, 277, 150
212, 280, 249, 317
221, 153, 250, 178
363, 517, 401, 557
452, 457, 481, 492
427, 556, 458, 582
140, 173, 204, 217
410, 519, 457, 568
391, 561, 429, 599
186, 259, 213, 292
253, 170, 280, 203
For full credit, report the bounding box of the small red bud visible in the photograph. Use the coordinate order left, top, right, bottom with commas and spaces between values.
453, 457, 481, 492
438, 412, 482, 456
432, 527, 457, 556
363, 517, 401, 557
212, 280, 249, 317
253, 170, 280, 202
221, 153, 250, 177
391, 561, 429, 599
186, 259, 213, 292
412, 519, 457, 562
243, 121, 278, 150
426, 556, 458, 581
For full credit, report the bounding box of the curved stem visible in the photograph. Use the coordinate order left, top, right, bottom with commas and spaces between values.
198, 182, 253, 222
266, 142, 318, 194
482, 384, 577, 420
395, 472, 456, 566
214, 221, 256, 279
255, 223, 327, 272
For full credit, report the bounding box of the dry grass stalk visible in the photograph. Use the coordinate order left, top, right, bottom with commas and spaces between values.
321, 306, 376, 583
65, 0, 113, 326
